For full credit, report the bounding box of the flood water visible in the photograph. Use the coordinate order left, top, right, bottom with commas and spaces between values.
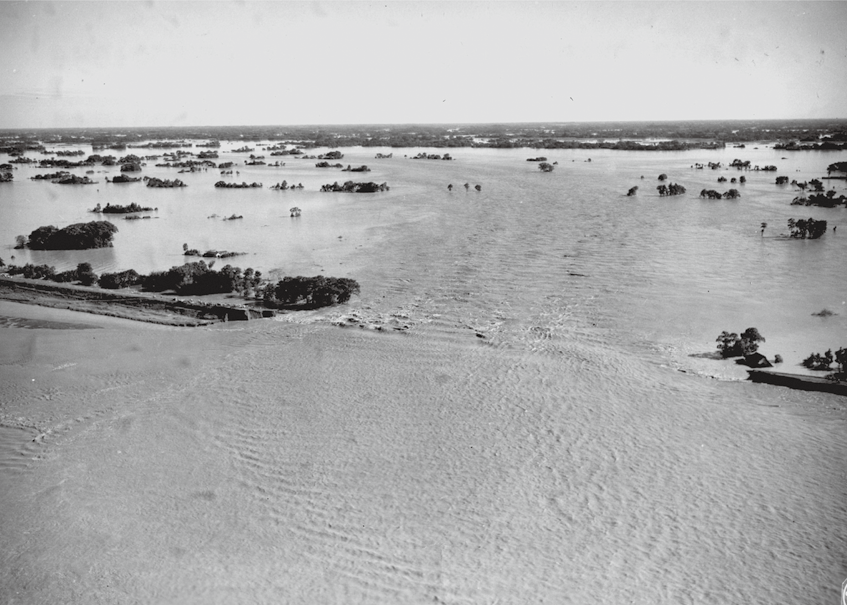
1, 142, 846, 604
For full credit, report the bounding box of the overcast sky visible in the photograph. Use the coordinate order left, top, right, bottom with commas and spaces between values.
1, 1, 845, 129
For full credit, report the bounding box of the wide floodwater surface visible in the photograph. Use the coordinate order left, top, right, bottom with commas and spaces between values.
1, 144, 846, 604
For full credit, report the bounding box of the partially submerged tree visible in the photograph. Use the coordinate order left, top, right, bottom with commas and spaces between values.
263, 276, 360, 309
99, 269, 141, 289
802, 349, 834, 371
787, 218, 827, 239
657, 183, 686, 197
51, 262, 98, 286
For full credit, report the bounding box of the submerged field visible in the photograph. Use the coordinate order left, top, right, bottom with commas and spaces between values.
1, 135, 846, 603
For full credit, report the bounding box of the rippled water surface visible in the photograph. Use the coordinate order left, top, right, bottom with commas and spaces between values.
1, 144, 846, 604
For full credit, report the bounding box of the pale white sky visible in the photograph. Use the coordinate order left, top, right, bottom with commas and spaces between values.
1, 1, 845, 128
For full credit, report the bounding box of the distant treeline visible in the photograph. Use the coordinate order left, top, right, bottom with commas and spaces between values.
3, 120, 847, 151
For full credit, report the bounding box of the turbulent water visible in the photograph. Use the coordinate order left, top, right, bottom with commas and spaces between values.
1, 143, 846, 604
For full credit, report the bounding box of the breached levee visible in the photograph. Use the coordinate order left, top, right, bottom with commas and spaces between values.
0, 275, 273, 326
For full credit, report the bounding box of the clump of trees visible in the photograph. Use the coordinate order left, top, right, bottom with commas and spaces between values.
5, 263, 58, 280
270, 181, 304, 190
99, 269, 141, 289
50, 262, 98, 286
31, 171, 71, 181
626, 186, 638, 196
17, 221, 118, 250
53, 174, 96, 185
787, 218, 827, 239
108, 174, 142, 183
657, 183, 686, 196
776, 176, 789, 185
699, 189, 738, 200
319, 181, 389, 192
538, 162, 554, 172
412, 152, 452, 160
263, 276, 360, 309
826, 161, 847, 175
802, 349, 835, 371
716, 327, 766, 358
182, 243, 245, 258
791, 191, 847, 208
142, 261, 262, 296
93, 202, 154, 214
802, 347, 847, 381
214, 181, 262, 188
145, 177, 186, 188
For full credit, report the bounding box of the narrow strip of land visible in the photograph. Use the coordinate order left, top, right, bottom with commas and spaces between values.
0, 276, 271, 326
748, 369, 847, 396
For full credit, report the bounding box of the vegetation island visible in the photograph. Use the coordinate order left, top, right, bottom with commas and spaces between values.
214, 181, 263, 189
320, 181, 389, 193
107, 174, 142, 183
270, 181, 304, 190
787, 218, 828, 239
92, 202, 155, 214
15, 220, 118, 250
145, 177, 186, 188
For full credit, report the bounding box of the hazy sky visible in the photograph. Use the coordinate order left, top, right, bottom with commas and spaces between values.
1, 1, 846, 128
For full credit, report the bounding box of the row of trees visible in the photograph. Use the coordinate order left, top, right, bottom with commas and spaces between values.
141, 262, 263, 296
2, 260, 260, 297
4, 262, 97, 285
5, 262, 360, 310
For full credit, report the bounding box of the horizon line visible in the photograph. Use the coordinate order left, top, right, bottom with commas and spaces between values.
2, 117, 847, 133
